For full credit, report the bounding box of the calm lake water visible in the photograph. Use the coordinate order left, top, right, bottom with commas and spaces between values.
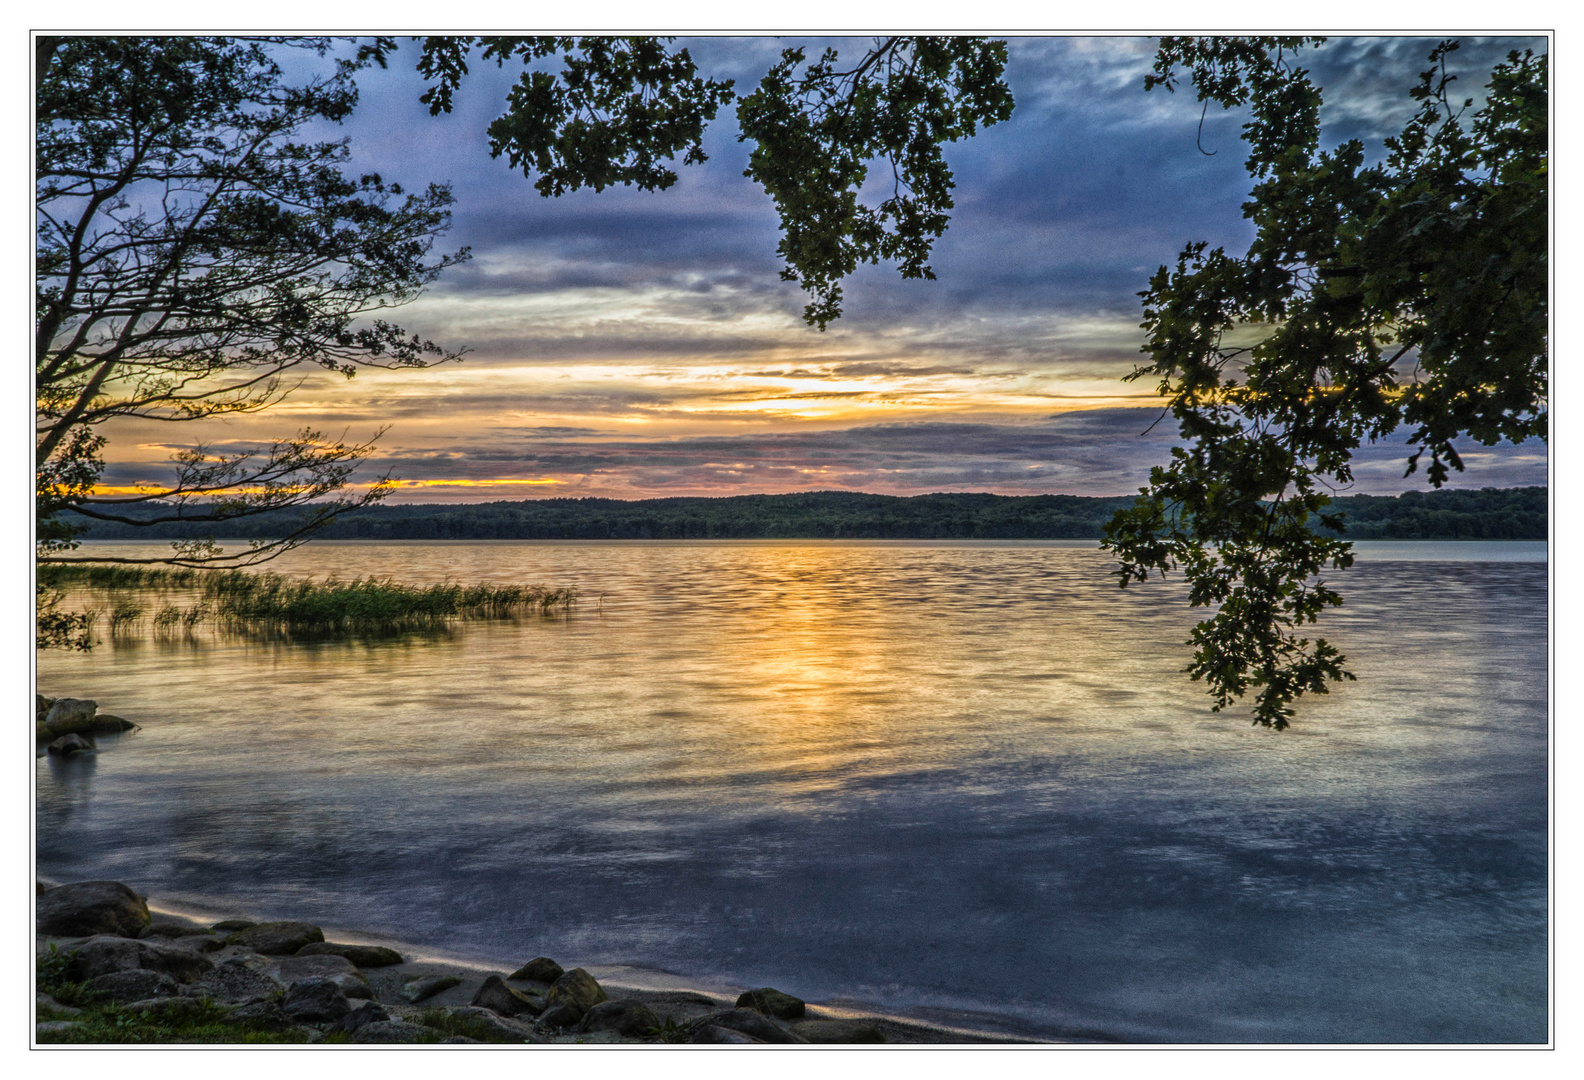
36, 540, 1549, 1043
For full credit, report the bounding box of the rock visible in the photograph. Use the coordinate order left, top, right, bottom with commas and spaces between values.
64, 934, 213, 983
38, 694, 56, 721
274, 953, 366, 982
224, 920, 324, 955
691, 1008, 809, 1044
224, 1000, 294, 1031
508, 956, 565, 984
295, 941, 404, 967
47, 733, 96, 757
37, 992, 81, 1017
86, 968, 182, 1003
281, 977, 351, 1023
402, 974, 462, 1003
37, 722, 54, 741
736, 986, 806, 1020
351, 1020, 434, 1044
38, 880, 151, 937
210, 919, 256, 933
44, 698, 97, 735
690, 1024, 765, 1044
35, 1020, 81, 1038
544, 967, 606, 1021
89, 714, 138, 734
327, 1000, 390, 1035
441, 1035, 482, 1043
274, 955, 373, 1001
182, 955, 283, 1003
790, 1019, 886, 1043
537, 1003, 583, 1028
471, 974, 544, 1017
140, 923, 217, 940
440, 1006, 550, 1043
577, 1000, 661, 1037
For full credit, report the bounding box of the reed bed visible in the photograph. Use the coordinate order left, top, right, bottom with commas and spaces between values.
107, 601, 145, 634
42, 565, 200, 590
40, 565, 577, 638
203, 572, 577, 633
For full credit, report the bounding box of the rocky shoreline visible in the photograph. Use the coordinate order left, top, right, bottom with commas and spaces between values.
35, 693, 1039, 1046
35, 879, 1032, 1045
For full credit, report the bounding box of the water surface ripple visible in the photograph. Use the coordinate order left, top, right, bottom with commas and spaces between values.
37, 541, 1548, 1043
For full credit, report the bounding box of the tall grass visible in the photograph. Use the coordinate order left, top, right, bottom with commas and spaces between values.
202, 572, 575, 633
42, 566, 577, 638
108, 600, 145, 634
41, 565, 200, 590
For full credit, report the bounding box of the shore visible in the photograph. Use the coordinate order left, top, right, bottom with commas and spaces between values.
36, 877, 1045, 1045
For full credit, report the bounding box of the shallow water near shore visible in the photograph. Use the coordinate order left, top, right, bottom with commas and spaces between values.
37, 540, 1548, 1043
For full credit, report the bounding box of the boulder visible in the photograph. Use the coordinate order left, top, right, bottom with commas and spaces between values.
38, 694, 56, 722
274, 953, 365, 982
295, 941, 403, 967
544, 967, 606, 1021
85, 969, 182, 1003
224, 920, 324, 955
210, 919, 256, 933
47, 733, 96, 757
38, 880, 151, 938
139, 923, 217, 941
736, 986, 806, 1020
37, 992, 81, 1017
439, 1006, 549, 1043
44, 698, 97, 736
281, 977, 351, 1023
275, 955, 372, 1001
790, 1019, 886, 1043
537, 1004, 583, 1029
402, 974, 462, 1003
690, 1024, 764, 1044
37, 723, 54, 741
89, 714, 138, 734
471, 974, 544, 1017
64, 935, 212, 984
35, 1021, 81, 1039
577, 1000, 661, 1037
327, 1000, 390, 1035
351, 1020, 435, 1043
508, 957, 565, 984
225, 1000, 294, 1031
182, 955, 283, 1004
691, 1009, 808, 1044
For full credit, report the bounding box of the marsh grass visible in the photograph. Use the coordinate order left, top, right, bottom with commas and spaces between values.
42, 565, 199, 590
41, 566, 576, 639
203, 572, 576, 633
107, 600, 145, 633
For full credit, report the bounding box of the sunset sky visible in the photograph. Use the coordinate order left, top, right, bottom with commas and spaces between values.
94, 34, 1550, 502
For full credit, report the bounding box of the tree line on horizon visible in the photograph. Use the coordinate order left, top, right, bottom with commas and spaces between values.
63, 486, 1546, 543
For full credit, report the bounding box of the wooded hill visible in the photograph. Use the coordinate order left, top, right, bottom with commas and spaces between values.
63, 487, 1546, 542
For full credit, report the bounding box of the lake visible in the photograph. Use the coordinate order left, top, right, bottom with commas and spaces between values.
35, 540, 1549, 1043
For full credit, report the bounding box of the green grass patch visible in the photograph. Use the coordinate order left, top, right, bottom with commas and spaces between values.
36, 944, 308, 1044
36, 1001, 310, 1044
413, 1007, 522, 1043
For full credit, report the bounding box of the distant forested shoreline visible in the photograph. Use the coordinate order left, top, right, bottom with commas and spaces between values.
62, 487, 1546, 542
